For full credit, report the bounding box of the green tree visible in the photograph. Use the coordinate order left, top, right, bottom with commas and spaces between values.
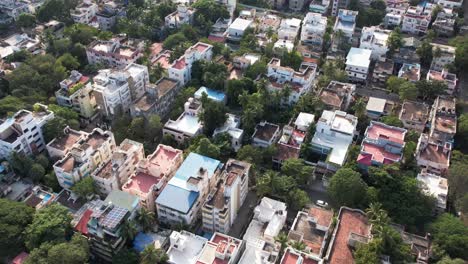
136, 208, 155, 233
29, 163, 46, 183
288, 189, 310, 211
37, 0, 77, 22
416, 80, 447, 101
16, 13, 36, 28
64, 23, 99, 45
193, 0, 229, 24
113, 248, 139, 264
448, 162, 468, 210
56, 53, 80, 71
245, 61, 267, 79
387, 28, 404, 57
71, 177, 96, 198
10, 152, 33, 177
355, 239, 382, 264
417, 40, 434, 68
44, 172, 61, 192
430, 214, 468, 259
121, 220, 138, 245
352, 98, 367, 119
290, 241, 307, 251
281, 158, 313, 186
140, 246, 169, 264
191, 137, 221, 159
35, 154, 49, 169
0, 199, 35, 257
381, 115, 404, 127
328, 168, 368, 208
275, 232, 289, 255
237, 145, 264, 166
386, 76, 406, 93
25, 204, 72, 250
399, 81, 418, 101
199, 98, 228, 136
25, 233, 89, 264
437, 256, 467, 264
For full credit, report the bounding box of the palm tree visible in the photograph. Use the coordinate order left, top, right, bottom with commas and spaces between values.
120, 219, 138, 245
275, 232, 289, 255
136, 208, 155, 232
290, 241, 307, 251
140, 246, 169, 264
366, 202, 390, 235
352, 98, 367, 119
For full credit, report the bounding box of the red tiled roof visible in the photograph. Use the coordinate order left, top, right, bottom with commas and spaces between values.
208, 35, 226, 43
79, 76, 90, 84
360, 142, 401, 165
125, 172, 162, 194
74, 209, 92, 235
328, 208, 371, 264
309, 207, 333, 227
282, 250, 300, 264
172, 57, 187, 70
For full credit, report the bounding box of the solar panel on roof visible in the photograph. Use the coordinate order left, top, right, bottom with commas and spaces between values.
101, 206, 128, 230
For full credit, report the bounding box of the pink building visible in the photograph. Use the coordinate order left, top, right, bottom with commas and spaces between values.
357, 122, 407, 168
122, 144, 183, 212
280, 247, 323, 264
196, 232, 245, 264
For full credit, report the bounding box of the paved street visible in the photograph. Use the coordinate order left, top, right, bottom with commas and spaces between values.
355, 86, 400, 102
228, 190, 259, 239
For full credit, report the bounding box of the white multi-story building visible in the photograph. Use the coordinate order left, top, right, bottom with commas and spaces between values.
0, 0, 30, 20
290, 0, 306, 11
122, 144, 183, 212
168, 42, 213, 86
0, 105, 54, 159
311, 110, 357, 167
227, 18, 253, 43
53, 128, 115, 189
417, 171, 448, 213
92, 139, 144, 195
239, 197, 287, 264
266, 58, 317, 105
92, 63, 148, 117
430, 43, 456, 71
332, 9, 358, 51
166, 231, 208, 264
202, 159, 251, 234
86, 37, 145, 69
427, 69, 458, 95
96, 1, 120, 31
398, 63, 421, 82
196, 233, 245, 264
70, 0, 98, 26
46, 127, 88, 159
165, 5, 194, 29
331, 0, 351, 16
435, 0, 463, 9
359, 26, 391, 61
156, 153, 222, 226
163, 98, 203, 144
278, 18, 302, 41
402, 5, 431, 35
252, 121, 282, 148
345, 47, 372, 83
301, 12, 327, 47
56, 70, 97, 120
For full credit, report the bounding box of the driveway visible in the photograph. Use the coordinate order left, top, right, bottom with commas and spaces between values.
228, 190, 259, 239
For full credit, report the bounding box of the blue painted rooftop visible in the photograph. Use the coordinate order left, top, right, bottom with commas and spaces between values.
155, 184, 199, 213
173, 152, 221, 183
194, 86, 226, 103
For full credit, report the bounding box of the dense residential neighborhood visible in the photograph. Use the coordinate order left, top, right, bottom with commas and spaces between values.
0, 0, 468, 263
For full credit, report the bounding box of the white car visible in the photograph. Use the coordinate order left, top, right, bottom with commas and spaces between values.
316, 200, 328, 207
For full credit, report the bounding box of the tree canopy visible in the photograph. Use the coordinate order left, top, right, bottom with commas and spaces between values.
328, 168, 368, 208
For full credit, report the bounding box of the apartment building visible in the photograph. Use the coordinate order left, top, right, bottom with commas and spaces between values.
202, 159, 251, 233
427, 69, 458, 96
0, 0, 30, 20
399, 100, 429, 133
434, 0, 463, 9
430, 43, 456, 71
93, 63, 148, 117
168, 42, 213, 86
402, 5, 431, 35
0, 33, 41, 59
131, 77, 181, 119
72, 191, 139, 262
96, 1, 121, 31
227, 18, 253, 43
46, 127, 89, 159
332, 10, 358, 51
428, 96, 457, 145
289, 0, 306, 11
259, 14, 281, 33
239, 197, 287, 264
280, 247, 323, 264
357, 121, 407, 168
53, 128, 115, 189
433, 12, 456, 37
319, 81, 356, 111
416, 133, 451, 176
398, 63, 421, 82
345, 47, 372, 83
324, 207, 371, 264
165, 5, 194, 29
252, 121, 281, 148
163, 98, 203, 144
311, 110, 357, 167
288, 206, 334, 258
122, 144, 183, 212
196, 233, 245, 264
359, 26, 391, 61
56, 70, 97, 120
156, 153, 222, 226
86, 37, 145, 69
372, 60, 394, 84
331, 0, 351, 15
278, 18, 302, 41
70, 0, 98, 26
92, 139, 144, 195
266, 58, 317, 105
0, 105, 54, 159
417, 171, 448, 213
301, 12, 327, 47
166, 231, 208, 264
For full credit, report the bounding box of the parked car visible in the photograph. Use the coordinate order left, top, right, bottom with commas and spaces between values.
316, 200, 328, 207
